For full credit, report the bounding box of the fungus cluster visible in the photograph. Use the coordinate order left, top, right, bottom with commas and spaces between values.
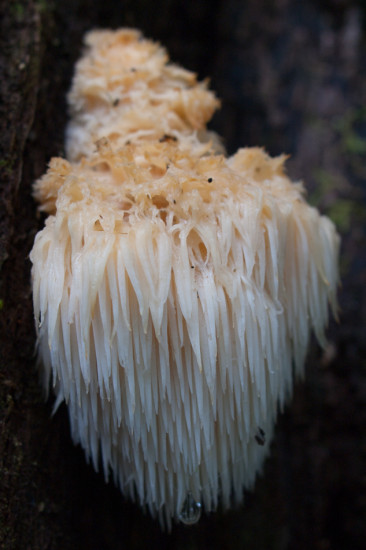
30, 29, 339, 529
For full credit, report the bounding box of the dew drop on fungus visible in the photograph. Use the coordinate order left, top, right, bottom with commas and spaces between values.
179, 492, 202, 526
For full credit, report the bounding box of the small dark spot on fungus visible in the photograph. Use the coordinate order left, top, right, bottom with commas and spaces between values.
159, 134, 178, 143
130, 67, 136, 72
152, 195, 169, 209
113, 98, 120, 106
92, 161, 111, 172
255, 427, 266, 446
95, 136, 109, 150
191, 265, 194, 269
207, 177, 213, 183
173, 199, 176, 204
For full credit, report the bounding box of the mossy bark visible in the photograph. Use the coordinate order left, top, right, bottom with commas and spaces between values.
1, 1, 365, 549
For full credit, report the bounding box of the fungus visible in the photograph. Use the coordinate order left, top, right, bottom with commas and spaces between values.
65, 28, 222, 162
30, 29, 340, 529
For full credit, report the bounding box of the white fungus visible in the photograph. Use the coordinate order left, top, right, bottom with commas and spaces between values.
30, 29, 340, 529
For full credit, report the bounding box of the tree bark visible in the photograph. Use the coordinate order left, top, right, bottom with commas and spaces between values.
1, 1, 365, 549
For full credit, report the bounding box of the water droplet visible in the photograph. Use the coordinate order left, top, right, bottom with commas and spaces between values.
179, 491, 201, 525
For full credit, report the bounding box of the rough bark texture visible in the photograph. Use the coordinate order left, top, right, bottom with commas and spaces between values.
0, 1, 365, 549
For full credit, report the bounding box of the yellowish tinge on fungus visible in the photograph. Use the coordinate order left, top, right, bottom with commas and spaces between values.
30, 29, 340, 529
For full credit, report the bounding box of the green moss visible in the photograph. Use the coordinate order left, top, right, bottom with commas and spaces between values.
343, 133, 366, 155
36, 0, 52, 13
334, 107, 366, 156
309, 107, 366, 235
0, 158, 12, 170
310, 168, 335, 206
327, 199, 354, 233
0, 157, 16, 179
11, 3, 25, 19
10, 0, 50, 20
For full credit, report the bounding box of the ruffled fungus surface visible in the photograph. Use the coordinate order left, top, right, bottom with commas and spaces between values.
30, 29, 340, 529
66, 29, 221, 162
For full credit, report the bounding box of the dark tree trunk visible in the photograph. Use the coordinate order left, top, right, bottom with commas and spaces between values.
1, 1, 365, 549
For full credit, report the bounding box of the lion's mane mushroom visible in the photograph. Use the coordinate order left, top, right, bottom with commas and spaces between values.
30, 29, 340, 529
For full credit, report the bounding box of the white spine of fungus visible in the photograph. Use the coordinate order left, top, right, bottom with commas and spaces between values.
30, 29, 340, 529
